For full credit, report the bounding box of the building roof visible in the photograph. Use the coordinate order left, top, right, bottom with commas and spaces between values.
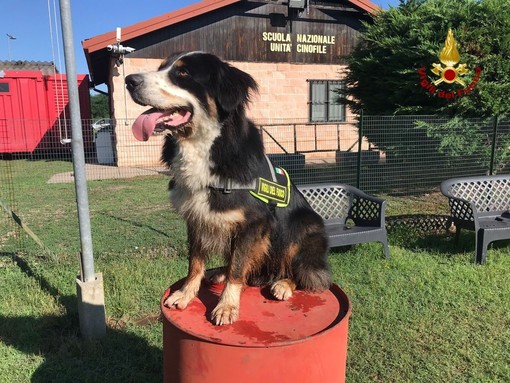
83, 0, 380, 85
82, 0, 243, 55
347, 0, 380, 13
0, 60, 59, 75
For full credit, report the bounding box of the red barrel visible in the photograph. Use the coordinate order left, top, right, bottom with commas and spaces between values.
162, 279, 351, 383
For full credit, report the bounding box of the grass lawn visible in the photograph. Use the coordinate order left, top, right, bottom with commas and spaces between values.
1, 160, 510, 382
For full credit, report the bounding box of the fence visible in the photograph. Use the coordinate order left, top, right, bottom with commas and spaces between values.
1, 115, 509, 255
259, 115, 510, 194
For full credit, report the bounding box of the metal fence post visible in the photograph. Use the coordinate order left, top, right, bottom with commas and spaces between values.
59, 0, 105, 339
293, 124, 297, 153
489, 115, 498, 175
356, 110, 364, 189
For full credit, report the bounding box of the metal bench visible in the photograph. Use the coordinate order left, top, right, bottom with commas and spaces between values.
298, 183, 389, 258
440, 174, 510, 264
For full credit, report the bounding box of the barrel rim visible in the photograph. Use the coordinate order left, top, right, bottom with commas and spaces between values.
161, 280, 351, 348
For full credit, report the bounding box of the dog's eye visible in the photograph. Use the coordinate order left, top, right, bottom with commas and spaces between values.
176, 68, 190, 78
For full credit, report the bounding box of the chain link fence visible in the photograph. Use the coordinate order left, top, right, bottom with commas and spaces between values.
259, 115, 510, 194
359, 115, 510, 193
1, 115, 509, 254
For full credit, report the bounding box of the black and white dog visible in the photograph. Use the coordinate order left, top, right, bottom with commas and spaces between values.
125, 52, 331, 325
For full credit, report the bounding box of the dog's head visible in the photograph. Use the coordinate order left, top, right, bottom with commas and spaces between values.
125, 52, 258, 141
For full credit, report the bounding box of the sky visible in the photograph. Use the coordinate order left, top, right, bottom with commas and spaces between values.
2, 0, 400, 82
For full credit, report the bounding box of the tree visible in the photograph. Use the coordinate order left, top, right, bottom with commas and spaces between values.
90, 93, 109, 119
345, 0, 510, 116
342, 0, 510, 171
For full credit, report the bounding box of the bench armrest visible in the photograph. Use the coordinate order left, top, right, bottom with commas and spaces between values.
445, 195, 477, 223
297, 183, 386, 228
348, 186, 386, 227
440, 180, 478, 226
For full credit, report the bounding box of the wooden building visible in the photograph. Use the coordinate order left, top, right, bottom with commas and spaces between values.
83, 0, 378, 166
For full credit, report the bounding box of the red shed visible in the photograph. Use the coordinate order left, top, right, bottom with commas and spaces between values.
0, 61, 92, 154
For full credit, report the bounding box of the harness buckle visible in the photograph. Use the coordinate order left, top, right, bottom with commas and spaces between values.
223, 179, 232, 194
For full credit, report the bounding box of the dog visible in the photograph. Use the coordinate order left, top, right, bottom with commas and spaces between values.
125, 52, 331, 325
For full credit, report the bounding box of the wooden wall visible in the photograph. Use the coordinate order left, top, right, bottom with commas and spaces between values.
127, 1, 367, 64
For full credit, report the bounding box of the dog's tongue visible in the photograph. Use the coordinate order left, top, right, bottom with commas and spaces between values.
132, 110, 165, 141
132, 109, 192, 141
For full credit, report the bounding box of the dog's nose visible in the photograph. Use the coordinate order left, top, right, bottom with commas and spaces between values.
125, 74, 144, 91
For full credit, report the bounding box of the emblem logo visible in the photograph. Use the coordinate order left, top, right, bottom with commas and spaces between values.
431, 29, 468, 86
418, 29, 481, 99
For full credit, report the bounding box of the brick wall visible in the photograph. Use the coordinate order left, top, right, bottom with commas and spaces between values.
111, 58, 362, 166
231, 61, 349, 123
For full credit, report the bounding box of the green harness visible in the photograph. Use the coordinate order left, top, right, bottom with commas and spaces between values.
209, 155, 291, 208
249, 163, 291, 208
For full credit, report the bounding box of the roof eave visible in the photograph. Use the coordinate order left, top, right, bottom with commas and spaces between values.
349, 0, 381, 14
82, 0, 242, 54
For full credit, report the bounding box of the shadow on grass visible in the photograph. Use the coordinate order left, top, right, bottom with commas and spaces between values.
388, 218, 510, 259
98, 212, 171, 238
386, 214, 470, 258
0, 253, 163, 383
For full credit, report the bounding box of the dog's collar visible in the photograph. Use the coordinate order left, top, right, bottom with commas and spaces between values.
208, 155, 291, 207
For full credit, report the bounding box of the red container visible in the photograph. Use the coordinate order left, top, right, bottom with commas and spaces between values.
161, 279, 351, 383
0, 70, 91, 153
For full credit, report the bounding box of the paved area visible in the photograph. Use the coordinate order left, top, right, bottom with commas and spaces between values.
48, 164, 169, 184
47, 158, 337, 184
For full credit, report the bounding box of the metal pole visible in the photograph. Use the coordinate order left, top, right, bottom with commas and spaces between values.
59, 0, 95, 282
489, 115, 498, 175
59, 0, 105, 339
293, 124, 297, 153
356, 110, 363, 189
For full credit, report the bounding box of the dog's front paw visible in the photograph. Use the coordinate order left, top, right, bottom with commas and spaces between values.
271, 279, 296, 301
211, 303, 239, 326
164, 289, 195, 310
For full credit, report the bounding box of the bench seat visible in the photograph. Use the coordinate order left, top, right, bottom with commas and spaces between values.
440, 174, 510, 263
298, 183, 389, 258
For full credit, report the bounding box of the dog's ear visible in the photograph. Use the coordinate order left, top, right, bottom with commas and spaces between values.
212, 61, 258, 113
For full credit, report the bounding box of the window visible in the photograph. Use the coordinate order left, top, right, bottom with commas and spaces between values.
0, 83, 9, 93
308, 80, 345, 123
